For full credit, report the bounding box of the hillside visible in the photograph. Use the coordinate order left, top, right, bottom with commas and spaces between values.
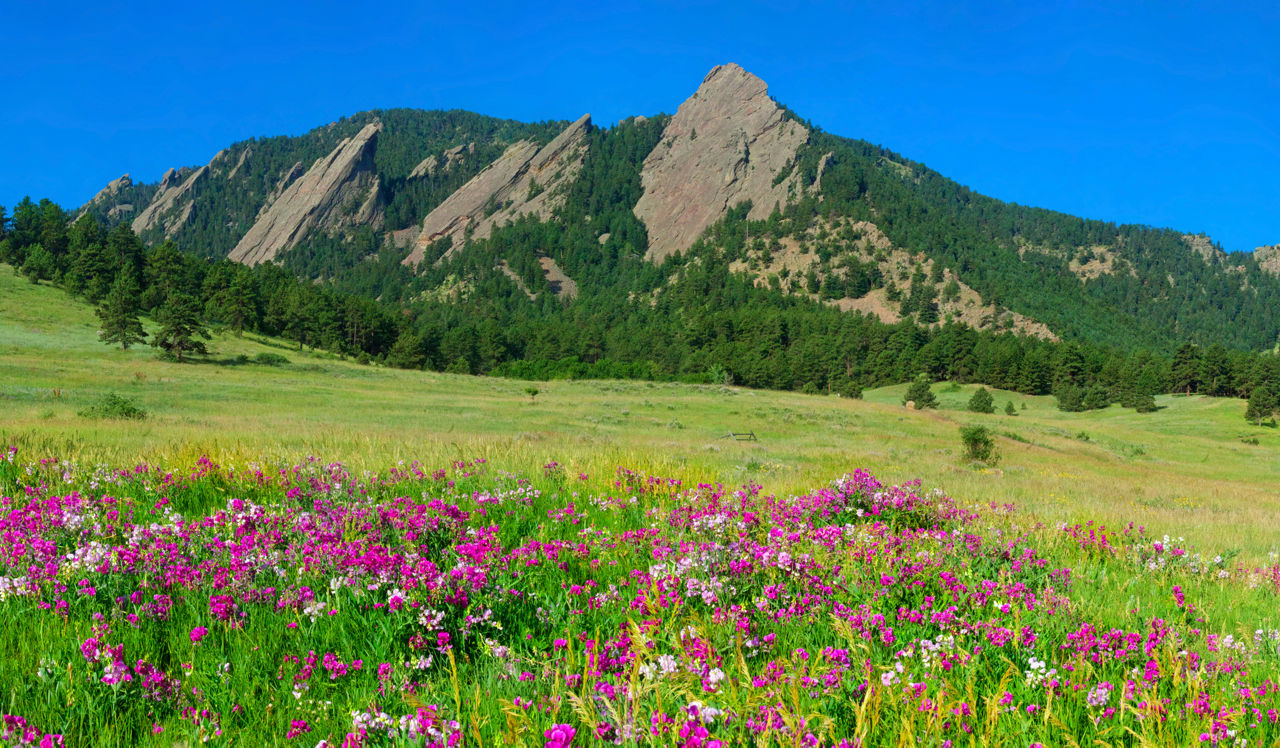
67, 63, 1280, 355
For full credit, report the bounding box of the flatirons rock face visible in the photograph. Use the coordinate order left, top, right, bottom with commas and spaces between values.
634, 63, 810, 262
403, 114, 591, 268
132, 165, 208, 237
86, 174, 133, 208
229, 121, 384, 266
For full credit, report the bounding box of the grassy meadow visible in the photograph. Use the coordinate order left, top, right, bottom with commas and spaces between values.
2, 262, 1277, 558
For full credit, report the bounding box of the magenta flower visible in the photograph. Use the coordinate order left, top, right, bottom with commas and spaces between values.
189, 627, 208, 644
544, 723, 575, 748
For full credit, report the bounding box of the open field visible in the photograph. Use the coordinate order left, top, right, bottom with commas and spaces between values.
2, 263, 1278, 557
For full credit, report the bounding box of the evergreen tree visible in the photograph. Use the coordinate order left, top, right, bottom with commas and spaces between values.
903, 373, 938, 409
1082, 385, 1110, 410
96, 274, 147, 350
106, 222, 146, 288
208, 272, 258, 335
19, 243, 54, 283
1170, 343, 1202, 395
1246, 386, 1275, 426
967, 386, 995, 413
67, 215, 111, 301
386, 330, 427, 369
152, 292, 211, 362
1133, 392, 1158, 413
1055, 383, 1085, 412
1004, 400, 1017, 416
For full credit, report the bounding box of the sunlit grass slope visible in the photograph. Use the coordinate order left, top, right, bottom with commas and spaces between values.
2, 263, 1277, 557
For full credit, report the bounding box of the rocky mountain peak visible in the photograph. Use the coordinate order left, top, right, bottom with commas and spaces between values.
634, 63, 810, 262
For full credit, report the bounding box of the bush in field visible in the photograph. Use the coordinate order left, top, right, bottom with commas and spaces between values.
960, 424, 998, 463
253, 352, 290, 366
77, 392, 147, 420
967, 386, 995, 413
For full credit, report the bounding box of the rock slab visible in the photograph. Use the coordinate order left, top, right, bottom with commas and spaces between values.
403, 115, 591, 268
634, 63, 809, 262
229, 121, 384, 266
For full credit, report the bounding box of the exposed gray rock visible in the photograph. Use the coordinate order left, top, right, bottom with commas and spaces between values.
132, 165, 209, 237
1256, 244, 1280, 276
634, 63, 810, 262
86, 174, 132, 207
409, 155, 439, 179
408, 142, 473, 180
227, 147, 251, 179
1183, 233, 1225, 263
229, 121, 384, 266
403, 115, 591, 269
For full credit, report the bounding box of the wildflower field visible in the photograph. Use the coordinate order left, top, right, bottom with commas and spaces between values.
2, 447, 1279, 747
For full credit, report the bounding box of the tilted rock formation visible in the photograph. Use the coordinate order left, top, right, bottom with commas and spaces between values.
229, 121, 384, 266
403, 114, 591, 268
132, 165, 209, 236
1256, 244, 1280, 276
86, 174, 132, 207
634, 63, 809, 262
408, 142, 474, 179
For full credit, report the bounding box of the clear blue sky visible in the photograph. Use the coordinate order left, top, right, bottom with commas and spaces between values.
1, 1, 1275, 251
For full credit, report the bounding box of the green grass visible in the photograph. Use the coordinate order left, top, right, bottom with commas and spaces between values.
3, 262, 1279, 557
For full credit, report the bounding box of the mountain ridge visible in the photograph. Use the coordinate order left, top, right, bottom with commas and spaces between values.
75, 63, 1280, 352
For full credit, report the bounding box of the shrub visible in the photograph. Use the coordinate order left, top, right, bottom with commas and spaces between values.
254, 352, 290, 367
959, 425, 998, 464
78, 393, 147, 420
967, 387, 995, 413
1004, 401, 1017, 416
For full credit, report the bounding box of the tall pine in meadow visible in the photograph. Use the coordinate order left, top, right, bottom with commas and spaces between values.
903, 373, 938, 409
96, 274, 147, 350
152, 291, 210, 362
1246, 386, 1275, 426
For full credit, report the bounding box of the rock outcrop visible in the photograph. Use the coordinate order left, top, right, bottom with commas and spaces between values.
634, 63, 809, 262
1183, 234, 1225, 264
86, 174, 132, 207
1256, 245, 1280, 276
408, 142, 474, 179
132, 165, 209, 237
229, 121, 384, 266
403, 114, 591, 268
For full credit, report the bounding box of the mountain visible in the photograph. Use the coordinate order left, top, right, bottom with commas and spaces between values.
78, 63, 1280, 353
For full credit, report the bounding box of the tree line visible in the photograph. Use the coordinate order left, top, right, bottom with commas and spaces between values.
4, 192, 1280, 425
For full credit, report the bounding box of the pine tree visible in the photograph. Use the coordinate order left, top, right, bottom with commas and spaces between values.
386, 330, 426, 369
208, 273, 258, 335
152, 292, 210, 362
19, 243, 54, 284
1004, 401, 1017, 416
1246, 386, 1275, 426
96, 274, 147, 350
903, 373, 938, 409
1131, 391, 1158, 413
967, 386, 995, 413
